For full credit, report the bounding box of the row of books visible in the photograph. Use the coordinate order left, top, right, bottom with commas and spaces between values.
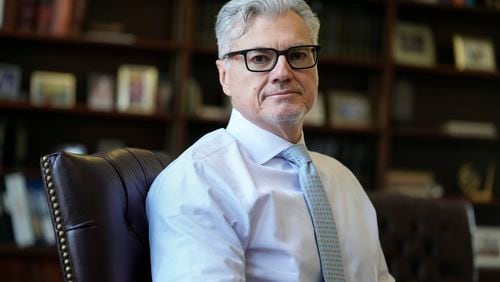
0, 0, 86, 36
307, 135, 375, 190
485, 0, 500, 9
0, 63, 175, 115
406, 0, 500, 9
192, 0, 383, 60
406, 0, 477, 7
0, 119, 27, 167
315, 3, 383, 60
192, 0, 224, 50
0, 172, 54, 247
1, 0, 177, 40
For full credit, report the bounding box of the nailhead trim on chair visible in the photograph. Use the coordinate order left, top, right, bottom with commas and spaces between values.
42, 155, 74, 282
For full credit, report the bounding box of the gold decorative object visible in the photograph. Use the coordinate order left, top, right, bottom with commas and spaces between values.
458, 162, 495, 203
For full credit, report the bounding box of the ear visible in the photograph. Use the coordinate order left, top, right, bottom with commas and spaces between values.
216, 59, 231, 97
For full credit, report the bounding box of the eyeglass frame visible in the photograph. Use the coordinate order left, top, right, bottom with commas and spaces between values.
221, 45, 321, 72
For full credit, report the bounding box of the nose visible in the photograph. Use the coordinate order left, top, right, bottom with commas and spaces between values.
270, 54, 293, 81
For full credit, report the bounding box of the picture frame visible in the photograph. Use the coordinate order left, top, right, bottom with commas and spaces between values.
0, 63, 22, 100
30, 71, 76, 108
453, 34, 497, 72
304, 93, 326, 126
117, 64, 158, 114
475, 226, 500, 268
328, 90, 372, 128
393, 22, 436, 67
87, 72, 115, 111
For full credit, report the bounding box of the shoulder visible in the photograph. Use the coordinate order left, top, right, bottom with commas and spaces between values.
148, 129, 236, 192
310, 150, 369, 200
310, 151, 356, 179
147, 128, 241, 214
184, 128, 237, 161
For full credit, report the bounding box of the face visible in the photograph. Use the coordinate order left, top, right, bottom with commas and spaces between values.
216, 11, 319, 142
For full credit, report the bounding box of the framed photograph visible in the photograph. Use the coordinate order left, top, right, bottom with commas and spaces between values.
30, 71, 76, 108
328, 90, 372, 128
304, 93, 326, 126
475, 227, 500, 268
0, 63, 22, 100
156, 72, 173, 114
87, 72, 115, 111
453, 35, 497, 72
117, 64, 158, 114
393, 22, 435, 67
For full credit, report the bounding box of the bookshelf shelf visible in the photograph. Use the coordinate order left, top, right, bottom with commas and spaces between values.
0, 244, 57, 258
0, 100, 176, 123
396, 64, 500, 81
398, 1, 500, 17
0, 30, 181, 53
306, 124, 380, 136
393, 126, 500, 143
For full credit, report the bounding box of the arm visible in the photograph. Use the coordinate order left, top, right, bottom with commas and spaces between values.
146, 162, 247, 281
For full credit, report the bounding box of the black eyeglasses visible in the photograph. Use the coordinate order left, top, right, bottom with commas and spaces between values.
222, 45, 320, 72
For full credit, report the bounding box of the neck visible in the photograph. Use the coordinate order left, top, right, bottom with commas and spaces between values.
263, 121, 304, 144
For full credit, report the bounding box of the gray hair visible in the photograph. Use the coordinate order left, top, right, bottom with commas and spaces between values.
215, 0, 320, 59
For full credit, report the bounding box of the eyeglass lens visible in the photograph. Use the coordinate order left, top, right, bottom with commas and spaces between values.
246, 46, 317, 71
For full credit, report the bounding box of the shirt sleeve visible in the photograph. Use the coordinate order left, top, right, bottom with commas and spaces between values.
146, 160, 247, 282
377, 243, 396, 282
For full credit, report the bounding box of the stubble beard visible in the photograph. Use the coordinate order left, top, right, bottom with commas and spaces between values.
262, 100, 307, 126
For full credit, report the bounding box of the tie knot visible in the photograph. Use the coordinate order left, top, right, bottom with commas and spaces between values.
279, 144, 311, 166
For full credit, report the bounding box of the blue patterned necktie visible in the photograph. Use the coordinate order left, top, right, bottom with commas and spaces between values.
280, 144, 345, 281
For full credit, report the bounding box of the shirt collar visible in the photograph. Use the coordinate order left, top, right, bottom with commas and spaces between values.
226, 109, 306, 165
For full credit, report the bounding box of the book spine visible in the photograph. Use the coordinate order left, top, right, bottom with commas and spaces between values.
70, 0, 86, 35
16, 0, 38, 32
36, 0, 53, 34
50, 0, 73, 36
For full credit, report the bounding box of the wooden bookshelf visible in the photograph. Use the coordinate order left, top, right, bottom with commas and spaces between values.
0, 245, 62, 282
1, 0, 499, 281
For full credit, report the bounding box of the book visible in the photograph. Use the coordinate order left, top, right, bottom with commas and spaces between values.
0, 119, 5, 164
3, 172, 36, 247
0, 0, 4, 29
87, 72, 115, 111
70, 0, 86, 35
36, 0, 53, 34
50, 0, 74, 36
442, 120, 497, 139
156, 73, 173, 114
0, 181, 15, 243
0, 63, 22, 101
385, 169, 442, 198
392, 78, 415, 125
2, 0, 18, 31
117, 64, 158, 114
26, 177, 55, 245
16, 0, 38, 32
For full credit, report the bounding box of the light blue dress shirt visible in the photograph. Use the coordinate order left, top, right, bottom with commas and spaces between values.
147, 109, 394, 282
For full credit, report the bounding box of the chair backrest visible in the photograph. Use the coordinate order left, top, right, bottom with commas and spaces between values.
370, 193, 477, 282
40, 148, 170, 282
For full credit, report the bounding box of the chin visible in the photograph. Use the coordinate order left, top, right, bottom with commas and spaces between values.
265, 108, 305, 125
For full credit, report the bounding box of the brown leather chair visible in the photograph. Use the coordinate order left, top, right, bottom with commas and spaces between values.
371, 193, 477, 282
40, 148, 170, 282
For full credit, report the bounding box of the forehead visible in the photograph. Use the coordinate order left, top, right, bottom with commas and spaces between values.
233, 11, 312, 50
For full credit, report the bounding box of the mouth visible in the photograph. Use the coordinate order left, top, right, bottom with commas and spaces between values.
264, 90, 300, 98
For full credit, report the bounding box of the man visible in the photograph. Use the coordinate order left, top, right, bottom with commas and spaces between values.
147, 0, 394, 281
